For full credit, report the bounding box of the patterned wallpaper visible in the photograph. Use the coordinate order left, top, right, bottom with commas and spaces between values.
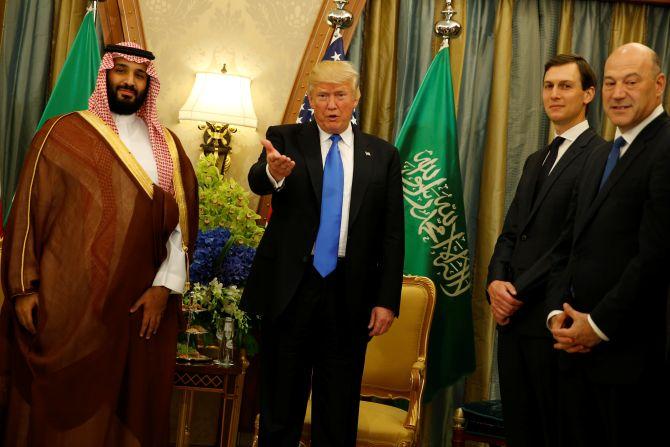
140, 0, 322, 205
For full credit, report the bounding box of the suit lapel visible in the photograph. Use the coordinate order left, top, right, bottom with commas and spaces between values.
522, 129, 595, 231
348, 125, 372, 230
575, 113, 669, 240
298, 121, 323, 205
520, 149, 545, 218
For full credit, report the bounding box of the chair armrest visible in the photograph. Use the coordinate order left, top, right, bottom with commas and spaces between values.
403, 358, 426, 430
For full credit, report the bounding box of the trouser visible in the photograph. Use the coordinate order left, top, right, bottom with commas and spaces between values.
259, 261, 368, 447
497, 330, 558, 447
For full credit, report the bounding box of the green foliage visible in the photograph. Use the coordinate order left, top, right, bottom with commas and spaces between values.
196, 154, 264, 247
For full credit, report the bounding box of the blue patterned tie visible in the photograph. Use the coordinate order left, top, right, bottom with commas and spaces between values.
313, 134, 344, 277
599, 136, 626, 191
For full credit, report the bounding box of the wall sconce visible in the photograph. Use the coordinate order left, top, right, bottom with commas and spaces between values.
179, 65, 258, 173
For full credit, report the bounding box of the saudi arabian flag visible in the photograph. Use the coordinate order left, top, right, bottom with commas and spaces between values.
37, 10, 100, 130
395, 46, 475, 400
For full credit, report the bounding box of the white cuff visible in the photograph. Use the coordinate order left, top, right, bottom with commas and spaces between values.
546, 310, 563, 330
266, 164, 285, 190
587, 314, 610, 341
152, 224, 187, 294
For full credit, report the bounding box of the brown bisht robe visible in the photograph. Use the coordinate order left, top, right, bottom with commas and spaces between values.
0, 111, 198, 446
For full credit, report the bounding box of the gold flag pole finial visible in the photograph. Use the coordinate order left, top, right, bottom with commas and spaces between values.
435, 1, 462, 49
328, 0, 353, 35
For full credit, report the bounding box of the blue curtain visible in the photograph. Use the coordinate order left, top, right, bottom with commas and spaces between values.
571, 1, 613, 135
504, 0, 561, 209
392, 0, 435, 141
0, 0, 54, 221
456, 0, 497, 259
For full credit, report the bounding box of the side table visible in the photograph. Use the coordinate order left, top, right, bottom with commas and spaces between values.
173, 352, 249, 447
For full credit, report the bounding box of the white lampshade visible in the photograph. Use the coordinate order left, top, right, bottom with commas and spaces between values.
179, 72, 258, 128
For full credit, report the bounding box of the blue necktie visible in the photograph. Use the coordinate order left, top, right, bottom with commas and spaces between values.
599, 136, 626, 191
313, 134, 344, 277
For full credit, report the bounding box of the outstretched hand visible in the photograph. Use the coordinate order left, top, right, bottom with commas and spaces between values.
262, 139, 295, 182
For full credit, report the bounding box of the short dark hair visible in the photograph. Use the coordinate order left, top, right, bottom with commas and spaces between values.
544, 54, 597, 91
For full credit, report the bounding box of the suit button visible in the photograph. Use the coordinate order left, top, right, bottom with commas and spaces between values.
520, 234, 528, 241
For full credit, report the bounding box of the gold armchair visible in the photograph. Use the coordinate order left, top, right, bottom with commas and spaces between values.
301, 275, 436, 447
251, 275, 436, 447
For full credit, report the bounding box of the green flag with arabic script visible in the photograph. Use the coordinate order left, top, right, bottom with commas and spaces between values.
395, 46, 475, 400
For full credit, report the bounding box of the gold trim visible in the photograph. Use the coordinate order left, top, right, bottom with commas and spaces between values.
163, 127, 189, 249
77, 110, 154, 198
20, 115, 70, 292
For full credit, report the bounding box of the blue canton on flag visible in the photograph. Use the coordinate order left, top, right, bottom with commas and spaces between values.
296, 28, 358, 125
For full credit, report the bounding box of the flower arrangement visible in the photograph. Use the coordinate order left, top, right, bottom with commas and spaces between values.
182, 154, 262, 355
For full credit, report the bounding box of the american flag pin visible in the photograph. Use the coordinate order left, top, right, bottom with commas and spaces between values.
365, 151, 371, 157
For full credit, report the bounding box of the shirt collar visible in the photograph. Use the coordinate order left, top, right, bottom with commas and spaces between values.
112, 112, 141, 128
615, 104, 665, 146
554, 120, 589, 142
317, 123, 354, 148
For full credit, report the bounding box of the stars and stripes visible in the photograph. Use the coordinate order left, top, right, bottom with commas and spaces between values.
296, 28, 358, 126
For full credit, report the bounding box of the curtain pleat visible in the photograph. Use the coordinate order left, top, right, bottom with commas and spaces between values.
571, 1, 613, 137
49, 0, 89, 91
548, 0, 575, 142
391, 0, 434, 141
360, 0, 399, 141
505, 0, 561, 210
456, 0, 497, 271
0, 0, 54, 220
646, 4, 670, 111
348, 7, 365, 76
0, 0, 6, 45
464, 0, 514, 404
602, 3, 647, 140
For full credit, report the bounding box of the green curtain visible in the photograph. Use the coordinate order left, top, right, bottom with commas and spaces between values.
647, 4, 670, 110
505, 0, 561, 209
392, 0, 438, 141
0, 0, 54, 223
348, 8, 365, 77
456, 0, 497, 265
571, 1, 613, 135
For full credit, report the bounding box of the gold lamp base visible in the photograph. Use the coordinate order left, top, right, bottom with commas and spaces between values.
199, 121, 237, 174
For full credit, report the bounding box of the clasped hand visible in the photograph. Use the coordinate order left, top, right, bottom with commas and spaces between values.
550, 303, 602, 353
487, 280, 523, 325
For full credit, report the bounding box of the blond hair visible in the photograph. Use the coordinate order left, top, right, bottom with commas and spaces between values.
308, 61, 361, 99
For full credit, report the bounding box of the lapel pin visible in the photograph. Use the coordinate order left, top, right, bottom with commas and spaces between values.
365, 151, 371, 157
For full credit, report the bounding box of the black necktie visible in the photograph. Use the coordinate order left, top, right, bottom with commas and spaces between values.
535, 136, 565, 199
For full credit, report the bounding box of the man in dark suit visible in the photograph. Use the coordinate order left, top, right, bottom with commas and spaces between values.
241, 61, 404, 446
547, 43, 670, 447
487, 54, 604, 447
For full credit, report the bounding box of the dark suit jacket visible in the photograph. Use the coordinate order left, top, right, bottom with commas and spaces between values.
546, 112, 670, 384
488, 127, 604, 336
240, 121, 404, 331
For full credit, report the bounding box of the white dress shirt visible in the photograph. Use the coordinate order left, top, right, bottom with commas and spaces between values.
266, 123, 354, 257
113, 113, 187, 294
546, 120, 590, 173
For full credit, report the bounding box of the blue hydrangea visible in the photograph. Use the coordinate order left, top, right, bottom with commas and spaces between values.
218, 244, 256, 286
189, 228, 231, 285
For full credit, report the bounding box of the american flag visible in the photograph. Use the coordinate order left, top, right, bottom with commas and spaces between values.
296, 28, 359, 125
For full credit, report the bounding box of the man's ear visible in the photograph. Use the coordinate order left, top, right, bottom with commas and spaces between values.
584, 86, 596, 105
